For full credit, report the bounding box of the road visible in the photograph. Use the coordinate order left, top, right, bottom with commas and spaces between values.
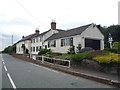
1, 54, 115, 88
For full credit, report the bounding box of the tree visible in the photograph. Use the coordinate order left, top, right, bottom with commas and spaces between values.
2, 44, 16, 54
97, 24, 120, 48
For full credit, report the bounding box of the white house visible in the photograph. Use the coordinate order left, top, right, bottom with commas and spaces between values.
16, 21, 104, 54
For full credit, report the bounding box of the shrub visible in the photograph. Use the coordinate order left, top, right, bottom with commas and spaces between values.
46, 52, 62, 57
104, 48, 118, 53
76, 44, 82, 53
71, 51, 93, 61
80, 47, 94, 53
55, 54, 72, 60
92, 53, 120, 64
38, 49, 50, 55
67, 45, 75, 54
88, 50, 109, 59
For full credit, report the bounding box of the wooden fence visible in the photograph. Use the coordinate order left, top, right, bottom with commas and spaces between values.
31, 55, 70, 68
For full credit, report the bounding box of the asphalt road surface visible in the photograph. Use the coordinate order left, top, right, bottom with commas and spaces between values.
1, 54, 115, 88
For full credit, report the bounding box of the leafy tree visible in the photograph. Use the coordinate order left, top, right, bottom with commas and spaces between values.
2, 44, 16, 54
97, 25, 120, 48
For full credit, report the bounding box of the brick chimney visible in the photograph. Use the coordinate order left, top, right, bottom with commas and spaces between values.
35, 28, 40, 35
22, 36, 24, 38
51, 20, 56, 30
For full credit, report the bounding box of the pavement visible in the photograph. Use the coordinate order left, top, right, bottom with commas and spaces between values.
1, 54, 117, 88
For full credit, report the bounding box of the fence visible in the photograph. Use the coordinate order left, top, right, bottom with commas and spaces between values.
31, 55, 70, 68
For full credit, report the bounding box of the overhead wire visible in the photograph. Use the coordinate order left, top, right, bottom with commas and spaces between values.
15, 0, 49, 29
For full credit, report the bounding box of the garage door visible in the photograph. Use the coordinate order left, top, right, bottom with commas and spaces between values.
85, 38, 100, 50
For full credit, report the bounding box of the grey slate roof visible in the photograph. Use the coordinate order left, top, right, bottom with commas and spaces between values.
45, 24, 92, 41
17, 34, 38, 43
17, 29, 65, 43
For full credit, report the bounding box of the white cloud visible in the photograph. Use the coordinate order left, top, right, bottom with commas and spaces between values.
0, 0, 119, 51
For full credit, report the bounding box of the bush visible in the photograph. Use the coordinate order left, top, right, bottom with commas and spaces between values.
38, 49, 50, 55
76, 44, 82, 53
71, 51, 93, 61
45, 52, 62, 57
104, 48, 118, 53
92, 53, 120, 64
80, 47, 94, 53
88, 50, 109, 59
67, 46, 75, 54
55, 54, 72, 60
2, 44, 16, 54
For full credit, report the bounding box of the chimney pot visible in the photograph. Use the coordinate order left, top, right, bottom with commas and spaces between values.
22, 36, 24, 38
51, 20, 56, 30
35, 28, 40, 35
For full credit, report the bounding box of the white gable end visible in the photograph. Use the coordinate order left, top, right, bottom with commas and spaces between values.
81, 24, 104, 39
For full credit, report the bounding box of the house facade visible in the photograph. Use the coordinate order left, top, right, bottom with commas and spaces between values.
16, 21, 104, 55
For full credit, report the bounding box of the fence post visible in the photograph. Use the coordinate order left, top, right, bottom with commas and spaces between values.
42, 56, 44, 64
30, 53, 32, 59
68, 60, 70, 68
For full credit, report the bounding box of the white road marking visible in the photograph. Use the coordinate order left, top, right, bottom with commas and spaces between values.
29, 62, 59, 73
4, 65, 8, 71
1, 55, 4, 62
2, 54, 17, 89
7, 73, 17, 89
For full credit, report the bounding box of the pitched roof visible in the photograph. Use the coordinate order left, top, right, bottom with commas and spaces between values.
36, 29, 65, 37
17, 34, 38, 43
17, 29, 65, 43
45, 24, 92, 41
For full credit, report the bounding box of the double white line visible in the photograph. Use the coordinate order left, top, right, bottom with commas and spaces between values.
1, 55, 17, 89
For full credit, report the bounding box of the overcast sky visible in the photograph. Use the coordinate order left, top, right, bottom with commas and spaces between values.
0, 0, 119, 51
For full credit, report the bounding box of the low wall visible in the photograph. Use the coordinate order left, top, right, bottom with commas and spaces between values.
71, 59, 120, 75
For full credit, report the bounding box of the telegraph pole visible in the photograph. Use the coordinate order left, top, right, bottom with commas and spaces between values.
12, 35, 13, 45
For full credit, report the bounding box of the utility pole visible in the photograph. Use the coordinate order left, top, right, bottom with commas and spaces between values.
12, 35, 13, 45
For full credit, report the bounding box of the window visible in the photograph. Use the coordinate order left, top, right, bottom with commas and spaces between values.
36, 37, 38, 43
33, 47, 35, 52
36, 46, 39, 52
39, 37, 42, 42
39, 46, 42, 49
32, 38, 35, 43
48, 40, 56, 47
31, 47, 32, 52
61, 37, 73, 46
45, 45, 47, 49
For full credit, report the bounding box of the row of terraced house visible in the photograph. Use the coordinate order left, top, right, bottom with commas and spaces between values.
16, 21, 104, 55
